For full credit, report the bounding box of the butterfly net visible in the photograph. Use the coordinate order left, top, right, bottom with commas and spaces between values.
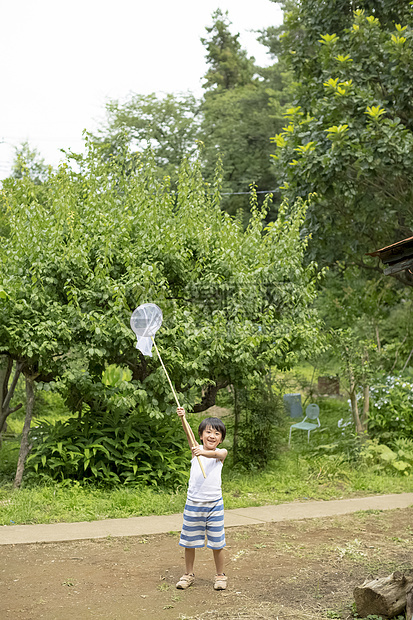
130, 303, 163, 356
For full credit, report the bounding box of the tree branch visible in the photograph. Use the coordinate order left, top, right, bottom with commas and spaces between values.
2, 360, 25, 413
402, 346, 413, 373
193, 381, 229, 413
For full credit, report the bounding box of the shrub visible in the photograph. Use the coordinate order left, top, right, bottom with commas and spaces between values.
360, 438, 413, 476
232, 379, 286, 470
306, 399, 362, 463
27, 409, 190, 488
369, 376, 413, 442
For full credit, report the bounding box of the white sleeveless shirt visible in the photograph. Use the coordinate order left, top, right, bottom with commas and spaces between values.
187, 446, 223, 502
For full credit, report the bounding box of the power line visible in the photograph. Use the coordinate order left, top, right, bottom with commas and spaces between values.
222, 189, 278, 195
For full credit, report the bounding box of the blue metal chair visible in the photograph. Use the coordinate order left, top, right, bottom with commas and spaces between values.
288, 404, 320, 445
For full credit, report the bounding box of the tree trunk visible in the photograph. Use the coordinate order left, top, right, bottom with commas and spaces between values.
13, 373, 36, 489
375, 324, 381, 353
0, 355, 12, 402
233, 385, 240, 463
361, 384, 369, 431
0, 355, 12, 438
349, 388, 364, 435
0, 357, 24, 440
345, 346, 365, 436
354, 570, 413, 618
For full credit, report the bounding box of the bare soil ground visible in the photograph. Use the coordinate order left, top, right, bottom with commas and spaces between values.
1, 507, 412, 620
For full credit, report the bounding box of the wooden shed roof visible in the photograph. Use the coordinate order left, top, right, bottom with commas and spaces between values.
368, 236, 413, 276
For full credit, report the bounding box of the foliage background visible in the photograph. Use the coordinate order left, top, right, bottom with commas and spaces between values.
1, 1, 413, 496
0, 140, 323, 485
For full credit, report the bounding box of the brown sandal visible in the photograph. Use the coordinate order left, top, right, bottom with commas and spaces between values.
176, 573, 195, 589
214, 573, 227, 590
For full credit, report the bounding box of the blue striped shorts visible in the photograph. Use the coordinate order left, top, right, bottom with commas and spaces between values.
179, 497, 226, 550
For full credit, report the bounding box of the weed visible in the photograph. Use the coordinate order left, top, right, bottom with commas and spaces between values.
313, 579, 323, 599
390, 536, 409, 543
62, 579, 75, 587
232, 549, 247, 562
336, 539, 366, 560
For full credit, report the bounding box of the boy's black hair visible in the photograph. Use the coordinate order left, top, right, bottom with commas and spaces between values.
198, 417, 226, 441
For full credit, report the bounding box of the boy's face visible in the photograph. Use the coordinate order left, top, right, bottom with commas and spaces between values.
200, 425, 222, 451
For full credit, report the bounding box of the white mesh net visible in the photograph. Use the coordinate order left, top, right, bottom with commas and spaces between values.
130, 303, 163, 357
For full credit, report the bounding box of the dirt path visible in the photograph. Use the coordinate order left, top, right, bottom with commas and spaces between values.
1, 507, 412, 620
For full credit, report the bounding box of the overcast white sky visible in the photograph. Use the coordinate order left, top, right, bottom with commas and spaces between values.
0, 0, 282, 179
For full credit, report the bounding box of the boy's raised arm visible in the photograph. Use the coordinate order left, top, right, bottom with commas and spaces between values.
177, 407, 199, 450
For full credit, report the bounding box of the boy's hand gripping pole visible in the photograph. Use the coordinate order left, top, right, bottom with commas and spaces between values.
151, 337, 207, 478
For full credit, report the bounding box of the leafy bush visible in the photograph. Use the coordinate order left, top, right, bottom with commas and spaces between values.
33, 390, 71, 420
306, 453, 352, 483
0, 439, 20, 482
360, 438, 413, 476
369, 376, 413, 442
305, 399, 361, 463
232, 379, 286, 470
102, 364, 132, 387
27, 409, 190, 488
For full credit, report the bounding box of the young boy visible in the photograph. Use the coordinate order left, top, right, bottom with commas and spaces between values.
176, 406, 228, 591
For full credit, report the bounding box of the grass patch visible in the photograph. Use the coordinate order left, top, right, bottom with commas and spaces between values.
0, 483, 187, 525
0, 453, 411, 526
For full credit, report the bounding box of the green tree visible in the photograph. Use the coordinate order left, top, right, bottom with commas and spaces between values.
0, 143, 50, 240
264, 0, 413, 412
267, 1, 413, 273
315, 264, 413, 370
332, 329, 377, 435
0, 140, 322, 486
95, 92, 201, 186
201, 9, 256, 92
201, 10, 292, 220
201, 84, 280, 219
12, 142, 49, 185
94, 10, 293, 223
